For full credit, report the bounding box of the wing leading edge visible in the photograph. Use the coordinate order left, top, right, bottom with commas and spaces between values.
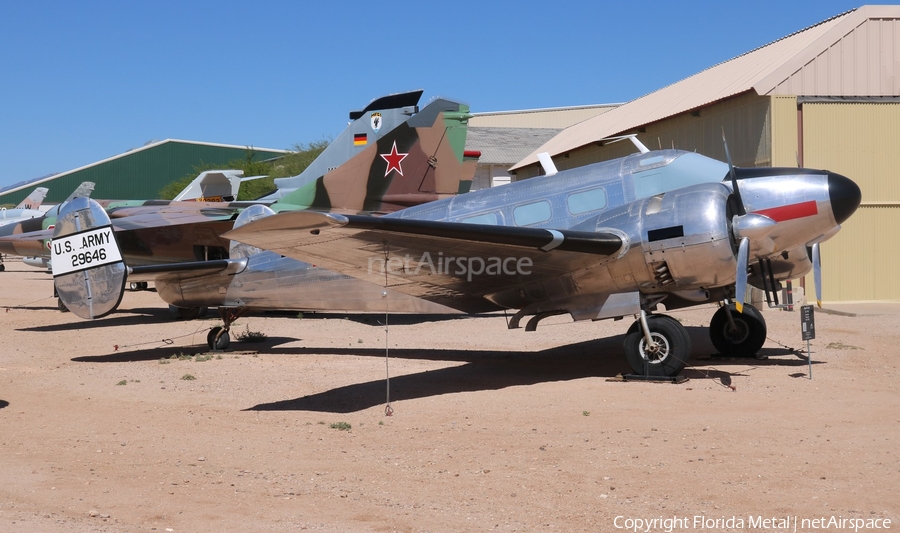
225, 211, 624, 311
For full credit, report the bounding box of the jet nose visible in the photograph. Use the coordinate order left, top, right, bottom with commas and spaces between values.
828, 172, 861, 225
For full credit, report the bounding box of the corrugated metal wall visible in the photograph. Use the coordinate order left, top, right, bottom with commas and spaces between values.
770, 95, 799, 167
801, 101, 900, 301
770, 17, 900, 97
0, 142, 285, 205
513, 92, 772, 179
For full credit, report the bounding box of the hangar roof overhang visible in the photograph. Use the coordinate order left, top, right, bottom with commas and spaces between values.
0, 139, 289, 197
511, 5, 900, 171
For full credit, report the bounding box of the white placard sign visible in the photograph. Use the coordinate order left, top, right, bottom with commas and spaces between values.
51, 226, 122, 277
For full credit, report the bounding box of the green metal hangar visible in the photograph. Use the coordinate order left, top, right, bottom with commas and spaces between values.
510, 5, 900, 303
0, 139, 288, 206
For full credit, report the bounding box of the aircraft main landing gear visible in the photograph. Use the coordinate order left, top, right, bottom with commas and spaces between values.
623, 313, 690, 377
709, 303, 766, 357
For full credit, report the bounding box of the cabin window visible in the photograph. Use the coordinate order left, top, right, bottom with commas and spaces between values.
566, 187, 608, 215
461, 212, 499, 225
513, 200, 552, 226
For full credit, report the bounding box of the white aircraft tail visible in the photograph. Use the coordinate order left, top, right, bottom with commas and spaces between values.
172, 170, 249, 202
15, 187, 48, 210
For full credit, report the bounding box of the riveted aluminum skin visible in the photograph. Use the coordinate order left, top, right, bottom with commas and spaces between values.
52, 197, 126, 319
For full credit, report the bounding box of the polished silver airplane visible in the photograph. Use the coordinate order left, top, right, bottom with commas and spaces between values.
49, 138, 861, 377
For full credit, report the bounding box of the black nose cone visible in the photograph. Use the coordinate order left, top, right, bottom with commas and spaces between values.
828, 172, 861, 225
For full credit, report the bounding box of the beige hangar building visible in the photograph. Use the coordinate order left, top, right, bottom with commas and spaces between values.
469, 5, 899, 303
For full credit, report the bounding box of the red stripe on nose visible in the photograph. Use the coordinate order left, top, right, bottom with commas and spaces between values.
754, 200, 818, 222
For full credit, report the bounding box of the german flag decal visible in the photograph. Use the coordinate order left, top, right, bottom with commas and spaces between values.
353, 133, 367, 146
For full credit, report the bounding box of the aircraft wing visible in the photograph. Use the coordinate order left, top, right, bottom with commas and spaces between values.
225, 211, 624, 311
0, 204, 241, 259
105, 204, 240, 231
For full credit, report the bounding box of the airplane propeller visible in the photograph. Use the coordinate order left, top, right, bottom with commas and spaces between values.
722, 130, 752, 312
811, 242, 822, 307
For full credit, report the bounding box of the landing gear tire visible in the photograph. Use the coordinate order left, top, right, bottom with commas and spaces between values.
709, 303, 767, 357
623, 314, 690, 377
57, 297, 70, 313
129, 281, 149, 291
207, 326, 230, 351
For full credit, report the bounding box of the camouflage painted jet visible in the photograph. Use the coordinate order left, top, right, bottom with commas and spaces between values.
0, 91, 477, 267
49, 137, 861, 377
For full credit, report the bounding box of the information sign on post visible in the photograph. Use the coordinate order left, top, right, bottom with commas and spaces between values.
800, 305, 815, 341
800, 304, 815, 378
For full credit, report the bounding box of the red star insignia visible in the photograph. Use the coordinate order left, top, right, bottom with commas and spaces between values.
380, 141, 409, 177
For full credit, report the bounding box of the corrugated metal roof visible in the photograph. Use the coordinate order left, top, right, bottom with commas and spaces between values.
512, 5, 900, 170
466, 127, 562, 165
470, 104, 619, 129
1, 139, 288, 196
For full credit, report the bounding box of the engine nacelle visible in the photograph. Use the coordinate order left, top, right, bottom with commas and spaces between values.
585, 182, 737, 296
637, 182, 737, 293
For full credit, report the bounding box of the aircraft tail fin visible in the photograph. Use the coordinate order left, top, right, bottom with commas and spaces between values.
269, 90, 424, 200
173, 170, 245, 202
15, 187, 49, 210
50, 197, 126, 319
275, 95, 477, 213
64, 182, 96, 202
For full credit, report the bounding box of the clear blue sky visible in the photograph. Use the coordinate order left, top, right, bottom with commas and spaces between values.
0, 0, 864, 190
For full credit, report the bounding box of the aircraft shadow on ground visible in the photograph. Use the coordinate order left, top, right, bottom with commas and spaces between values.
245, 327, 814, 413
0, 399, 8, 409
65, 324, 817, 410
20, 307, 189, 332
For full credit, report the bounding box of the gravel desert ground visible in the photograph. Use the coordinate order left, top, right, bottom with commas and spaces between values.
0, 258, 897, 532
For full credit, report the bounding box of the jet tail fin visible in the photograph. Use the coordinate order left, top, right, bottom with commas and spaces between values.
276, 95, 477, 213
173, 170, 246, 202
50, 197, 126, 319
64, 182, 96, 202
268, 90, 424, 200
15, 187, 48, 210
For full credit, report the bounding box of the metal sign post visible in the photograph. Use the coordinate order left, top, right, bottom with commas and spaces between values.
800, 305, 815, 379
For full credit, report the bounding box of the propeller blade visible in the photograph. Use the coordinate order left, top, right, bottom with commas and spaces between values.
811, 242, 822, 307
735, 237, 749, 313
722, 130, 746, 216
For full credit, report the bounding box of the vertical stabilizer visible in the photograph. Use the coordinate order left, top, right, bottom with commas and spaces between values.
275, 95, 476, 213
15, 187, 49, 210
269, 90, 425, 200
